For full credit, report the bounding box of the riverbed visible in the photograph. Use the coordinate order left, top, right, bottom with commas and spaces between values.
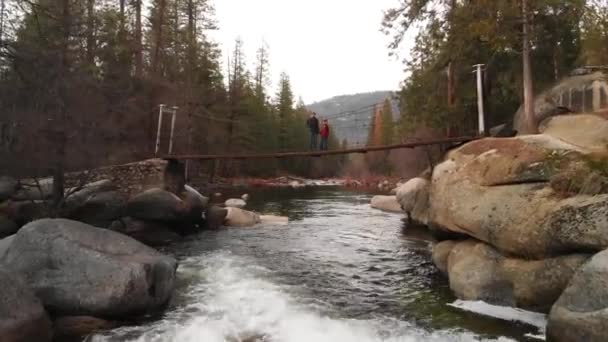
91, 187, 544, 342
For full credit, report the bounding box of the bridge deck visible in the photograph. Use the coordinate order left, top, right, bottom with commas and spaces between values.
163, 136, 480, 161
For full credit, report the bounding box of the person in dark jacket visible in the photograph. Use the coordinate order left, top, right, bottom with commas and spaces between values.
319, 119, 330, 151
306, 112, 320, 150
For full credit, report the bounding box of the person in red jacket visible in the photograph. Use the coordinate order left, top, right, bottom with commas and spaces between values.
319, 119, 330, 151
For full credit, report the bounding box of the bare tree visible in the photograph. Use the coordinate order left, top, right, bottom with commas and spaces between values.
521, 0, 538, 134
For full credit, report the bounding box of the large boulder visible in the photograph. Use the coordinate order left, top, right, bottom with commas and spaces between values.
432, 240, 458, 275
11, 178, 53, 201
225, 207, 261, 227
110, 217, 181, 247
540, 114, 608, 153
370, 195, 403, 213
126, 188, 191, 222
0, 268, 52, 342
513, 71, 607, 133
1, 219, 177, 318
67, 191, 126, 228
396, 177, 429, 224
430, 131, 608, 258
0, 176, 18, 201
547, 249, 608, 342
446, 240, 588, 311
205, 206, 228, 229
179, 185, 209, 222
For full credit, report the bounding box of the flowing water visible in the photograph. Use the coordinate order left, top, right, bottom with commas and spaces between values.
92, 187, 545, 342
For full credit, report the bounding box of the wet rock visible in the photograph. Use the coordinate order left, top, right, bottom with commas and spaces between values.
225, 207, 261, 227
430, 130, 608, 258
447, 240, 588, 311
395, 177, 429, 224
11, 178, 53, 201
179, 185, 209, 222
370, 195, 403, 213
0, 176, 18, 201
432, 240, 458, 275
205, 206, 228, 229
225, 198, 247, 208
259, 215, 289, 225
2, 219, 177, 318
65, 180, 115, 206
0, 268, 52, 342
110, 217, 181, 247
67, 191, 126, 228
547, 249, 608, 342
53, 316, 116, 340
126, 188, 190, 222
0, 216, 18, 238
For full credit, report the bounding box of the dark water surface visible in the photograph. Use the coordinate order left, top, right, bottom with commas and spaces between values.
92, 187, 542, 342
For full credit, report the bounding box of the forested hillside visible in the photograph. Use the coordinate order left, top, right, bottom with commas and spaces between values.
307, 91, 399, 146
0, 0, 342, 178
383, 0, 608, 136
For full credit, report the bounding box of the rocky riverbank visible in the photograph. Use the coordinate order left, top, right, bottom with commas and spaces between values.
0, 161, 287, 341
372, 113, 608, 341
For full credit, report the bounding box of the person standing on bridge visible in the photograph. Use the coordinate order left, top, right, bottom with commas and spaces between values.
319, 119, 330, 151
306, 112, 320, 150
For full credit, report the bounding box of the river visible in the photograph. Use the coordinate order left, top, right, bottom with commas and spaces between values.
91, 187, 545, 342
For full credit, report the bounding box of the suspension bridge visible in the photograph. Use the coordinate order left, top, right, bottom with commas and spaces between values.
154, 100, 485, 162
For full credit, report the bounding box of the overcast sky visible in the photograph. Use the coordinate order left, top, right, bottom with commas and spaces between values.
211, 0, 407, 103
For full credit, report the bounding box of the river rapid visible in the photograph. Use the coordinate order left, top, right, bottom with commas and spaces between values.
91, 187, 545, 342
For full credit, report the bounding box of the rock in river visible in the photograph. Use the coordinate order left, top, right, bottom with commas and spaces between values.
1, 219, 177, 318
127, 188, 192, 222
446, 239, 588, 311
370, 195, 403, 213
547, 249, 608, 342
0, 268, 52, 342
225, 198, 247, 209
225, 207, 261, 227
430, 128, 608, 258
395, 177, 429, 224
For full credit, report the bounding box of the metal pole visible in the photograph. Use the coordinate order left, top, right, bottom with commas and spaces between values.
155, 104, 165, 156
168, 107, 178, 154
474, 64, 485, 136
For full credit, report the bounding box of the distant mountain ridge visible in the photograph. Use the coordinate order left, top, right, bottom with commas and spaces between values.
306, 91, 400, 146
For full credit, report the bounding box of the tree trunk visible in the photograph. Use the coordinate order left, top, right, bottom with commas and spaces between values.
446, 60, 455, 137
521, 0, 537, 134
86, 0, 95, 66
152, 0, 167, 75
134, 0, 143, 78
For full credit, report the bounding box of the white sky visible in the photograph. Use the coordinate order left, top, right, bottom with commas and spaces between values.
211, 0, 406, 103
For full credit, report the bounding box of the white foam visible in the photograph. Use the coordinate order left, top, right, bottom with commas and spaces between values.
448, 300, 546, 340
91, 253, 518, 342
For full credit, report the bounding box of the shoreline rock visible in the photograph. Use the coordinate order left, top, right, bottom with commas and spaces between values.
0, 268, 52, 342
370, 195, 403, 213
442, 239, 588, 312
547, 249, 608, 341
1, 219, 177, 318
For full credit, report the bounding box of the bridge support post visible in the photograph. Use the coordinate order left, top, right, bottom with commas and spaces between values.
155, 104, 165, 156
474, 64, 486, 136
